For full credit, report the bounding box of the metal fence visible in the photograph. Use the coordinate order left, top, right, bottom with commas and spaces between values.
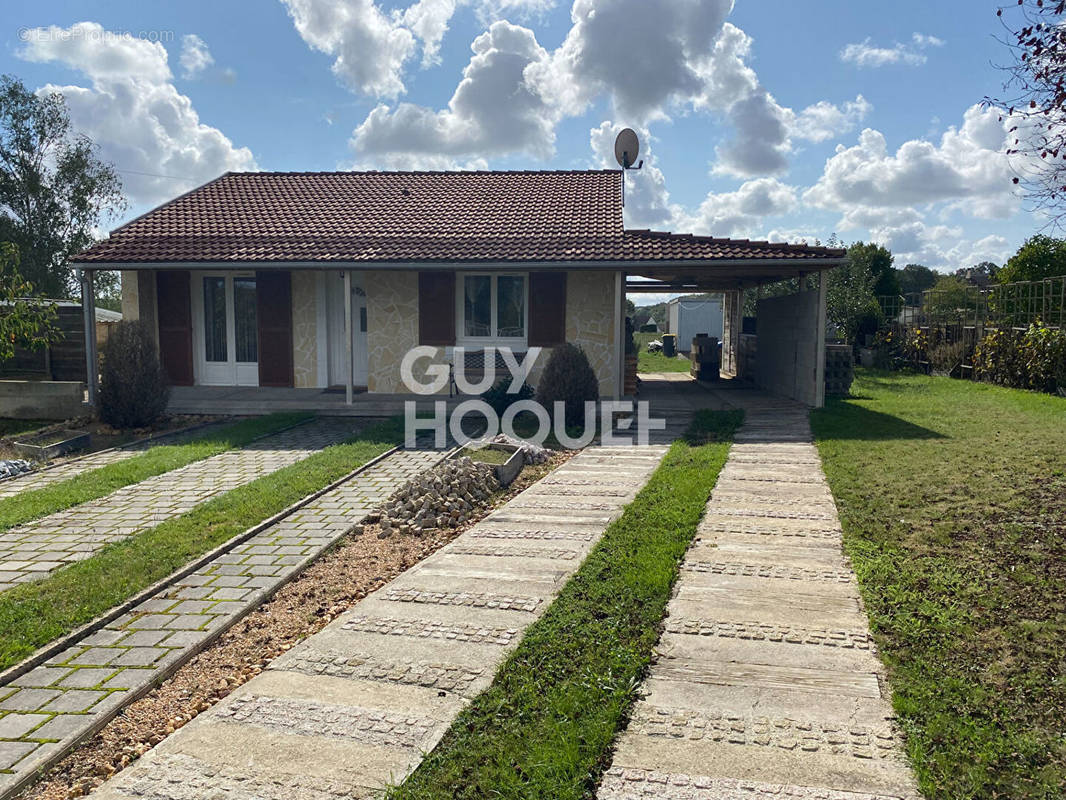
878, 274, 1066, 330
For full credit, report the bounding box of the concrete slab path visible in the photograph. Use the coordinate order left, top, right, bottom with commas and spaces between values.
83, 444, 667, 800
0, 446, 441, 797
598, 395, 920, 800
0, 419, 357, 593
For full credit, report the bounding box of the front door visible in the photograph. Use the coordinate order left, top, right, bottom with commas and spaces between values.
193, 273, 259, 386
327, 272, 368, 388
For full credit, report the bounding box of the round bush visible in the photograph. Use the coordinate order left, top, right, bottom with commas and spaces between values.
98, 320, 171, 429
535, 343, 600, 427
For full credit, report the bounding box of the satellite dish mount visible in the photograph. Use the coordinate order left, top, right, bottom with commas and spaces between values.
613, 127, 643, 206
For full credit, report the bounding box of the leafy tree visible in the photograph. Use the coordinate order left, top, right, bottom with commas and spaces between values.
988, 2, 1066, 226
898, 263, 939, 295
0, 242, 60, 362
826, 251, 882, 343
955, 261, 1000, 287
0, 74, 124, 298
998, 234, 1066, 282
925, 275, 978, 321
848, 241, 899, 298
625, 298, 636, 315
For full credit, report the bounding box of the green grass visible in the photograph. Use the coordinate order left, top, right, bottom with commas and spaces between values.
461, 446, 512, 465
389, 410, 742, 800
0, 419, 49, 438
0, 417, 404, 670
0, 413, 310, 534
635, 331, 690, 373
810, 369, 1066, 800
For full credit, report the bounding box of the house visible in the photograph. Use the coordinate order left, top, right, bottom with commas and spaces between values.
74, 170, 845, 408
666, 296, 723, 352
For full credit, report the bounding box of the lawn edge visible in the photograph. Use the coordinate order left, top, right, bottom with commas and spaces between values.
0, 442, 406, 689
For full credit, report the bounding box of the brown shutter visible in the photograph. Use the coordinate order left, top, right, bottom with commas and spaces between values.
528, 272, 567, 346
256, 271, 294, 387
418, 271, 455, 346
156, 270, 194, 386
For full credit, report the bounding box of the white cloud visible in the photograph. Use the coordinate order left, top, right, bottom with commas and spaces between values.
402, 0, 458, 66
352, 21, 557, 166
790, 95, 872, 143
179, 34, 214, 79
19, 22, 256, 208
840, 32, 944, 68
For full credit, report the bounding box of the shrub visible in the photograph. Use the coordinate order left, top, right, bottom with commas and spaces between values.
639, 323, 658, 333
98, 320, 171, 429
974, 321, 1066, 393
481, 377, 535, 417
928, 341, 967, 375
536, 343, 600, 427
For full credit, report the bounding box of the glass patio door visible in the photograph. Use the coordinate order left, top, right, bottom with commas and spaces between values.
196, 273, 259, 386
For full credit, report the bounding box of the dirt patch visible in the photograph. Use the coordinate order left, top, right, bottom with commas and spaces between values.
19, 450, 574, 800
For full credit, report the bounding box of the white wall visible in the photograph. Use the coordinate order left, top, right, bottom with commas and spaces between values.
754, 288, 825, 407
670, 299, 723, 351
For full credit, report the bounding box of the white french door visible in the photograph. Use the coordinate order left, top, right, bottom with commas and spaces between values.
192, 272, 259, 386
327, 272, 368, 388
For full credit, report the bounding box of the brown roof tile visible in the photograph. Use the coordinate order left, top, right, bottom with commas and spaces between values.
76, 171, 844, 265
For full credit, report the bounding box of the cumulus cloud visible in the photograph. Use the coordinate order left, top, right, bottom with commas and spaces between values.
790, 95, 872, 143
840, 32, 944, 68
19, 22, 256, 208
804, 104, 1016, 219
353, 21, 557, 166
179, 34, 214, 79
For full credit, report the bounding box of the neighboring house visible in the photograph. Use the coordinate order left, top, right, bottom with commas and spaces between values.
666, 296, 723, 351
74, 171, 845, 407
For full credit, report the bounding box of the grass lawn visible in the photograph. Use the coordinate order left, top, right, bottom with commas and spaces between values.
810, 369, 1066, 800
0, 419, 49, 439
0, 417, 404, 670
635, 331, 690, 373
389, 410, 742, 800
0, 412, 310, 535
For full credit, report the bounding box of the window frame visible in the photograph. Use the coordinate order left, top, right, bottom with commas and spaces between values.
455, 271, 529, 347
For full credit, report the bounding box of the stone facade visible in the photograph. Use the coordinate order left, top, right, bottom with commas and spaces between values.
290, 272, 318, 388
563, 270, 619, 398
364, 271, 420, 393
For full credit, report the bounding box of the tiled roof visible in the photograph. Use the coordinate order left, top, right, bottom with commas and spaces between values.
76, 171, 844, 265
622, 229, 846, 261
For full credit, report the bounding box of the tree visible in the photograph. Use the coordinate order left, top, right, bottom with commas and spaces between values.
988, 2, 1066, 226
826, 252, 882, 344
955, 261, 1000, 287
848, 241, 900, 297
925, 275, 978, 321
897, 263, 939, 295
0, 74, 124, 298
999, 234, 1066, 282
0, 242, 60, 362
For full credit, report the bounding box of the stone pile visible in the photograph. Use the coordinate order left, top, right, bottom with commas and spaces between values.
480, 433, 549, 465
0, 458, 34, 479
371, 456, 499, 536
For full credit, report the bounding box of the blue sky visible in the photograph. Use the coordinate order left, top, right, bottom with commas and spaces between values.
2, 1, 1033, 291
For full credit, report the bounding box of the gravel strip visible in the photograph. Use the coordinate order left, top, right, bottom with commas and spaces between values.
15, 452, 573, 800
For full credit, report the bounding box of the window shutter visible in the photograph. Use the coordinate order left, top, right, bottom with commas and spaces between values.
418, 271, 456, 345
156, 270, 194, 386
256, 270, 294, 387
528, 272, 567, 346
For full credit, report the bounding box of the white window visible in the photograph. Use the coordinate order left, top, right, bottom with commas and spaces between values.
456, 272, 527, 345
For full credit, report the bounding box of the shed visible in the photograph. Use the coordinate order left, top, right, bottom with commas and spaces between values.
667, 296, 723, 352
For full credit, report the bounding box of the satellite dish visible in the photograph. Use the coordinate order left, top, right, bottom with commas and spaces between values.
614, 128, 640, 169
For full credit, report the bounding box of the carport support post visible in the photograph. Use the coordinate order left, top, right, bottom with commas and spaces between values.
80, 268, 99, 408
814, 269, 827, 408
344, 270, 353, 405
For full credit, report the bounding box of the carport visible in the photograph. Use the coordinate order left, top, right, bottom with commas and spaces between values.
623, 230, 846, 408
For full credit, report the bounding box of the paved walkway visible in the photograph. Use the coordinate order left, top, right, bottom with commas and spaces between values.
82, 444, 667, 799
0, 446, 441, 797
0, 419, 356, 593
598, 395, 920, 800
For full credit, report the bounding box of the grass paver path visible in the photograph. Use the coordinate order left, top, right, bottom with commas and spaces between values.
81, 444, 667, 799
0, 418, 353, 593
0, 446, 441, 797
597, 392, 921, 800
0, 449, 144, 500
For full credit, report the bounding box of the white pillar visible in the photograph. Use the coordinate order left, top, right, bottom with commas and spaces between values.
814, 270, 828, 408
343, 270, 353, 405
81, 269, 99, 407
